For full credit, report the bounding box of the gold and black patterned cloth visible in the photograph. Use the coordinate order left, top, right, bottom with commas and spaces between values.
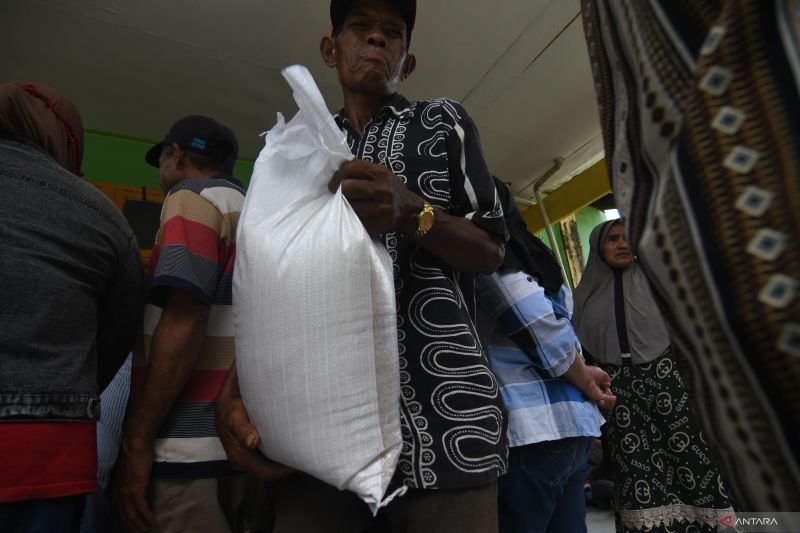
600, 351, 733, 531
583, 0, 800, 514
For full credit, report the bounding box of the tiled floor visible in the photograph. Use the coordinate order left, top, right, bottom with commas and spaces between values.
586, 506, 615, 533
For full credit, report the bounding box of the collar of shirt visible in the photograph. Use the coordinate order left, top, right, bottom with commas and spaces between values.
334, 93, 414, 134
211, 173, 244, 189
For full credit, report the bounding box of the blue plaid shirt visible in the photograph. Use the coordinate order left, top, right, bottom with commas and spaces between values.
477, 271, 604, 447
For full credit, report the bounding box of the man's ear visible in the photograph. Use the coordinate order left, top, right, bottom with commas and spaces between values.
401, 54, 416, 81
320, 36, 337, 68
171, 143, 183, 159
172, 142, 185, 168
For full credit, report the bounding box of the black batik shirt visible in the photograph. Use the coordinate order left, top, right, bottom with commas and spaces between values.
335, 94, 509, 489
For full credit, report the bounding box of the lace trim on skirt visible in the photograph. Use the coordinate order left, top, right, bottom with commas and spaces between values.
620, 503, 735, 530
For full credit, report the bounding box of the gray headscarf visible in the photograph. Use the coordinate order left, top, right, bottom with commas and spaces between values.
572, 220, 670, 365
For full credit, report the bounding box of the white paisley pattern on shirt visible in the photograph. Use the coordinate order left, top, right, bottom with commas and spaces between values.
336, 95, 508, 489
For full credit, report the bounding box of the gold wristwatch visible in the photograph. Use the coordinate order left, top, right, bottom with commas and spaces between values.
412, 200, 435, 239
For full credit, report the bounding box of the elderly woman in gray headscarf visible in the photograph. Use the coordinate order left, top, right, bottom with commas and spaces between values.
573, 220, 734, 532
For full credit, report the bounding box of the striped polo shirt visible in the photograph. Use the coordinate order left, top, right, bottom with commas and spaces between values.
132, 176, 244, 478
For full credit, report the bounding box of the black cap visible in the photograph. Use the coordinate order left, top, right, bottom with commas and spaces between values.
330, 0, 416, 45
145, 115, 239, 174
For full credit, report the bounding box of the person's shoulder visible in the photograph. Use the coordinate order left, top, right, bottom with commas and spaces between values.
169, 177, 244, 196
70, 178, 137, 244
1, 138, 133, 237
412, 96, 463, 108
410, 97, 471, 126
0, 136, 63, 179
169, 177, 244, 197
166, 177, 244, 217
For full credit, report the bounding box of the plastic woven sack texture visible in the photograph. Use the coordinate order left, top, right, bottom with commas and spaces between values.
233, 65, 403, 513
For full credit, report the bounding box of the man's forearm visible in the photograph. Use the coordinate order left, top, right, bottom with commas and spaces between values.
329, 159, 504, 272
125, 293, 208, 447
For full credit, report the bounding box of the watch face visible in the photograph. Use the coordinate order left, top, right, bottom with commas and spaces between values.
420, 210, 434, 231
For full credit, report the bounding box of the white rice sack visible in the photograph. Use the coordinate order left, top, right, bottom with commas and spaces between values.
233, 65, 403, 513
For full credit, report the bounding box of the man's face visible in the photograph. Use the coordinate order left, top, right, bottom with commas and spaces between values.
322, 0, 415, 96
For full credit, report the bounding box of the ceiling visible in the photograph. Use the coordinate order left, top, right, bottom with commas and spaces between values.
0, 0, 603, 198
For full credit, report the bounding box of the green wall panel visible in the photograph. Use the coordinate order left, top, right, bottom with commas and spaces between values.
534, 205, 606, 289
576, 207, 606, 265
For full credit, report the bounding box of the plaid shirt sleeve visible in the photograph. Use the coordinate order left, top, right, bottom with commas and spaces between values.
477, 270, 581, 377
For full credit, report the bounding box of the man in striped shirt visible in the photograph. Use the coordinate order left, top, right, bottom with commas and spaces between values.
110, 116, 252, 533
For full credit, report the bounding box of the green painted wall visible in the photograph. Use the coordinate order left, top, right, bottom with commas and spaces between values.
576, 207, 606, 265
82, 131, 255, 188
534, 205, 606, 288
